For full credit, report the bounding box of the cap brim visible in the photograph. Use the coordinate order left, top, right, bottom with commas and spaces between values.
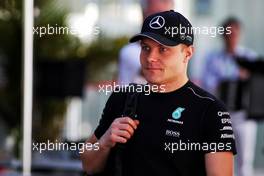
129, 32, 180, 46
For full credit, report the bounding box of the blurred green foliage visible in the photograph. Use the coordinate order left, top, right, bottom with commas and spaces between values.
0, 0, 128, 145
85, 36, 128, 82
0, 0, 22, 129
34, 0, 81, 60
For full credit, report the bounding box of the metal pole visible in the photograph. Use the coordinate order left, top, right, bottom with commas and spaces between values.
22, 0, 34, 175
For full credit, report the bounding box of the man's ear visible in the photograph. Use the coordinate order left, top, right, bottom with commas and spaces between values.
184, 45, 194, 63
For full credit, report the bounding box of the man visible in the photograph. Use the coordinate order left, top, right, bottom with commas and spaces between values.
202, 18, 257, 95
118, 0, 174, 85
81, 11, 236, 176
202, 18, 257, 176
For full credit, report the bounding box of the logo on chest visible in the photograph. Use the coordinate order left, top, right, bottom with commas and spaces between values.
167, 107, 185, 125
172, 107, 185, 119
165, 129, 180, 138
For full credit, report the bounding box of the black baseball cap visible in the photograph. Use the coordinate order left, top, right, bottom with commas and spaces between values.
130, 10, 194, 46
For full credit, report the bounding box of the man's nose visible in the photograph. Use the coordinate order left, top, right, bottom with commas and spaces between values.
146, 51, 159, 62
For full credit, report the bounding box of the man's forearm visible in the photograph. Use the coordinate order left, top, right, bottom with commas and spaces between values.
205, 152, 233, 176
81, 137, 111, 174
81, 117, 139, 174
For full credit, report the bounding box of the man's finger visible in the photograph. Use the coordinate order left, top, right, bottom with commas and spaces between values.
118, 123, 134, 136
134, 120, 140, 125
113, 134, 127, 143
115, 129, 131, 139
119, 117, 139, 130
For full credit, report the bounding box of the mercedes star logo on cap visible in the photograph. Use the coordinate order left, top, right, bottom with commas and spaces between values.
149, 16, 165, 29
130, 10, 194, 46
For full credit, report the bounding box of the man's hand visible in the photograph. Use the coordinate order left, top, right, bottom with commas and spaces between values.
239, 67, 250, 80
99, 117, 140, 149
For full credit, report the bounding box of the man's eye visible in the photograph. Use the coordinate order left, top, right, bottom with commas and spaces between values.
160, 47, 168, 53
142, 45, 150, 51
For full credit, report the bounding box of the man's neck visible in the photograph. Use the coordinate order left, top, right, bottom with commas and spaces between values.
150, 76, 189, 93
225, 45, 237, 55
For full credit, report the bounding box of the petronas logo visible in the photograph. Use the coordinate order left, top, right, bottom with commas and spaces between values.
172, 107, 185, 120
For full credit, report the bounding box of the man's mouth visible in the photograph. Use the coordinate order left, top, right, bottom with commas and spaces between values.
146, 67, 162, 70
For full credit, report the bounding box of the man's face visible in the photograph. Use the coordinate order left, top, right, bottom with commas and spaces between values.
225, 24, 240, 50
140, 38, 191, 85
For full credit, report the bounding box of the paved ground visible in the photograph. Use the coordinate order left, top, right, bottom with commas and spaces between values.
1, 169, 264, 176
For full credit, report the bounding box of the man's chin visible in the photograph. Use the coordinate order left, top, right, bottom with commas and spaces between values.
143, 72, 165, 85
145, 77, 162, 85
